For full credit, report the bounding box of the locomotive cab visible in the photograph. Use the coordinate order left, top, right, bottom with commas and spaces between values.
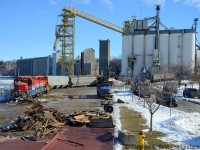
11, 75, 48, 101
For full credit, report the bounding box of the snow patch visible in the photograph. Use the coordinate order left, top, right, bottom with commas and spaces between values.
113, 86, 200, 149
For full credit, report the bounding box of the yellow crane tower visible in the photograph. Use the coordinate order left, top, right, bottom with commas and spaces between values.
53, 8, 75, 75
53, 6, 126, 75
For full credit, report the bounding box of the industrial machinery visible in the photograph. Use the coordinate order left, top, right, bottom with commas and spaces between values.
53, 9, 75, 75
53, 6, 165, 76
10, 75, 49, 101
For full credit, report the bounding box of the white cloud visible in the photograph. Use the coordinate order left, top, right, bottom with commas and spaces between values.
48, 0, 59, 5
143, 0, 166, 6
173, 0, 200, 8
101, 0, 114, 12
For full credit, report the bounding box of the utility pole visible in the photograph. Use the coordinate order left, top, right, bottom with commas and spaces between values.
155, 5, 160, 50
194, 18, 198, 74
155, 5, 160, 73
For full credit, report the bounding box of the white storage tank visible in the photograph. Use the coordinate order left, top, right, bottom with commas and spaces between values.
121, 29, 195, 77
183, 32, 195, 69
169, 33, 181, 66
159, 33, 169, 67
134, 34, 144, 76
121, 35, 132, 75
145, 34, 155, 71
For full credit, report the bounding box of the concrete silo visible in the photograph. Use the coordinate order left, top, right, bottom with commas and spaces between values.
121, 29, 196, 78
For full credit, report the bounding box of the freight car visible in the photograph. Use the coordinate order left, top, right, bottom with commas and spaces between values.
9, 75, 97, 101
10, 75, 49, 101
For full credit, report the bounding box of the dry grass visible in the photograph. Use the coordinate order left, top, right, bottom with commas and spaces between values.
120, 106, 174, 150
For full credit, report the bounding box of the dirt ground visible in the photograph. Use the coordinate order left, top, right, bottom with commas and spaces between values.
0, 86, 103, 137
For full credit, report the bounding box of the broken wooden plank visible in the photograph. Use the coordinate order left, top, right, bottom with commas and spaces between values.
49, 122, 65, 128
73, 114, 85, 120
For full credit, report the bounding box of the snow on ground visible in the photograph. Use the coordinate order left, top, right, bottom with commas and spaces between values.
1, 78, 200, 149
112, 86, 200, 149
0, 79, 13, 90
0, 79, 13, 102
112, 103, 123, 150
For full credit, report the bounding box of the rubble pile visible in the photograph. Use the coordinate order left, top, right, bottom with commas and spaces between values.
0, 103, 65, 138
65, 110, 114, 128
0, 104, 114, 141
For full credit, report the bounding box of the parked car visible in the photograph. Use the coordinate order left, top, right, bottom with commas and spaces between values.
156, 93, 178, 107
183, 88, 200, 98
98, 82, 113, 98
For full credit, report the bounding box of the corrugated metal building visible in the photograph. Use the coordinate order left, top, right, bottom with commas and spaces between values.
16, 58, 34, 76
33, 56, 52, 75
99, 39, 110, 79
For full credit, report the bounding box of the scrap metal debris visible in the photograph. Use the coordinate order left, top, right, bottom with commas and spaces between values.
0, 103, 114, 141
65, 110, 114, 127
0, 103, 65, 139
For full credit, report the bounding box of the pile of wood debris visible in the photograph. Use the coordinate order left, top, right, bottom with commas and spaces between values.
0, 103, 114, 140
65, 110, 114, 127
0, 103, 65, 140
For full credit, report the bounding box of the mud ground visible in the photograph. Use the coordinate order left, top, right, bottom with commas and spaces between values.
0, 86, 103, 137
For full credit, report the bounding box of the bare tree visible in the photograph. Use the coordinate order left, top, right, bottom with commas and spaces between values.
141, 80, 178, 131
0, 61, 16, 76
138, 81, 162, 131
109, 57, 121, 78
173, 64, 190, 86
145, 86, 162, 131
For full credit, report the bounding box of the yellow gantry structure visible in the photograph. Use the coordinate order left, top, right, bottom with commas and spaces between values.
53, 8, 75, 75
53, 6, 125, 75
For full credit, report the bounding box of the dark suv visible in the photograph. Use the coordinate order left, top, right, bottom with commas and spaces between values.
183, 88, 200, 98
156, 93, 178, 107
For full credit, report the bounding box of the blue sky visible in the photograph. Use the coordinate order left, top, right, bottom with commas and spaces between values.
0, 0, 200, 61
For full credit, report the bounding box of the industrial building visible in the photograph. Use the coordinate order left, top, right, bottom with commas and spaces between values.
33, 56, 52, 75
16, 58, 34, 76
74, 58, 81, 76
59, 6, 199, 80
122, 29, 196, 77
16, 51, 62, 76
16, 57, 52, 76
81, 48, 95, 75
82, 48, 99, 76
16, 6, 199, 80
52, 51, 62, 76
99, 40, 110, 79
16, 48, 99, 77
74, 48, 99, 76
